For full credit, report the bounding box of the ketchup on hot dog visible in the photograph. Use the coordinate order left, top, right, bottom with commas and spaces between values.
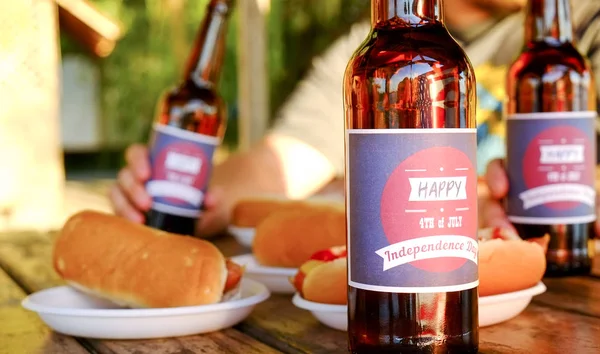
291, 246, 346, 297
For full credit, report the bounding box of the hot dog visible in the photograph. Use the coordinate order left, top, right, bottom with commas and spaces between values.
292, 227, 549, 304
53, 210, 244, 308
290, 245, 347, 305
477, 227, 548, 296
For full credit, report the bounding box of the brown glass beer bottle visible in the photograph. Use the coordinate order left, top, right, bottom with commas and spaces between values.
144, 0, 233, 236
505, 0, 597, 276
343, 0, 479, 352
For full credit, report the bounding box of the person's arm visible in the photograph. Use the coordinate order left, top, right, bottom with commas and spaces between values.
572, 2, 600, 161
572, 0, 600, 125
208, 134, 336, 209
573, 2, 600, 107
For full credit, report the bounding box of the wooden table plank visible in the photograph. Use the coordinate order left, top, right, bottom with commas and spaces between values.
480, 303, 600, 354
239, 293, 600, 354
533, 276, 600, 318
0, 267, 89, 354
238, 295, 347, 354
0, 231, 281, 354
84, 329, 280, 354
4, 230, 600, 353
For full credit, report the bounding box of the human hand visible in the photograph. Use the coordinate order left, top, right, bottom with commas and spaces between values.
481, 159, 600, 238
478, 159, 517, 233
195, 185, 230, 238
109, 144, 152, 223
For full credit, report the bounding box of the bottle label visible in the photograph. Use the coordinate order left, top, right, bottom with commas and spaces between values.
506, 112, 597, 225
146, 123, 220, 218
346, 129, 479, 293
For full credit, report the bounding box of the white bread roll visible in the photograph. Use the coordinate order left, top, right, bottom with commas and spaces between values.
231, 196, 344, 228
252, 204, 345, 268
231, 197, 311, 228
53, 210, 242, 308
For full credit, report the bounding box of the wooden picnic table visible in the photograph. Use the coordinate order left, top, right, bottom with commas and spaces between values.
1, 230, 600, 354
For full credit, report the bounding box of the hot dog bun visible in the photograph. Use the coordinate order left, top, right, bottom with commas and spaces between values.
231, 197, 311, 228
252, 203, 345, 268
53, 210, 243, 308
291, 246, 347, 305
231, 196, 344, 228
477, 227, 549, 296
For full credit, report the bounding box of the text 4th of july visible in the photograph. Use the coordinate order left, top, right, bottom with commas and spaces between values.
420, 216, 463, 229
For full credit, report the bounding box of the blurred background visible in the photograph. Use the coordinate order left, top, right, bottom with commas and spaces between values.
0, 0, 368, 231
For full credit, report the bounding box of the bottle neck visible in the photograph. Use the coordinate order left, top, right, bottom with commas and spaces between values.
524, 0, 573, 45
371, 0, 443, 28
183, 0, 233, 87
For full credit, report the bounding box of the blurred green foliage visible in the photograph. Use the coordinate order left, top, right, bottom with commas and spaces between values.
60, 0, 369, 151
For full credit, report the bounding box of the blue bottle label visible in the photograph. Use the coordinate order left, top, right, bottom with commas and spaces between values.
506, 112, 597, 225
146, 123, 220, 218
346, 129, 479, 293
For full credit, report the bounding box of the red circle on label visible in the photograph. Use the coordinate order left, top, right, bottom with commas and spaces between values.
522, 126, 592, 210
379, 146, 477, 273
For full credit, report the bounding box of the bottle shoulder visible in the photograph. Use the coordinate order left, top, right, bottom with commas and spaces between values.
345, 25, 475, 80
157, 79, 226, 131
506, 43, 596, 114
342, 24, 477, 129
162, 81, 224, 115
508, 43, 591, 81
167, 80, 221, 101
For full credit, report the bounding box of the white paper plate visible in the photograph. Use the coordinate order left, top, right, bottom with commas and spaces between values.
478, 281, 547, 327
292, 294, 347, 331
21, 278, 270, 340
230, 254, 297, 294
292, 282, 547, 331
227, 226, 256, 248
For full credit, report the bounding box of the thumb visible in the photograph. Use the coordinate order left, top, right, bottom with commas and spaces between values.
485, 158, 509, 200
203, 186, 225, 210
196, 186, 229, 238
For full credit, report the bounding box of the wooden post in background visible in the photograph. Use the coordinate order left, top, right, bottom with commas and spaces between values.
236, 0, 270, 151
0, 0, 65, 231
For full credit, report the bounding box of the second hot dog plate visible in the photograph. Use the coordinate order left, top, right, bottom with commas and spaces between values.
293, 282, 548, 331
230, 254, 297, 294
227, 226, 256, 248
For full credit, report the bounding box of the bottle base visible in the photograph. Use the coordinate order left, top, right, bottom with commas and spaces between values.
144, 209, 198, 236
511, 222, 593, 278
349, 342, 478, 354
544, 262, 591, 277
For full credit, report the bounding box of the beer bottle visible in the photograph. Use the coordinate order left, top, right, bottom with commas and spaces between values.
144, 0, 233, 236
343, 0, 479, 352
505, 0, 597, 276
